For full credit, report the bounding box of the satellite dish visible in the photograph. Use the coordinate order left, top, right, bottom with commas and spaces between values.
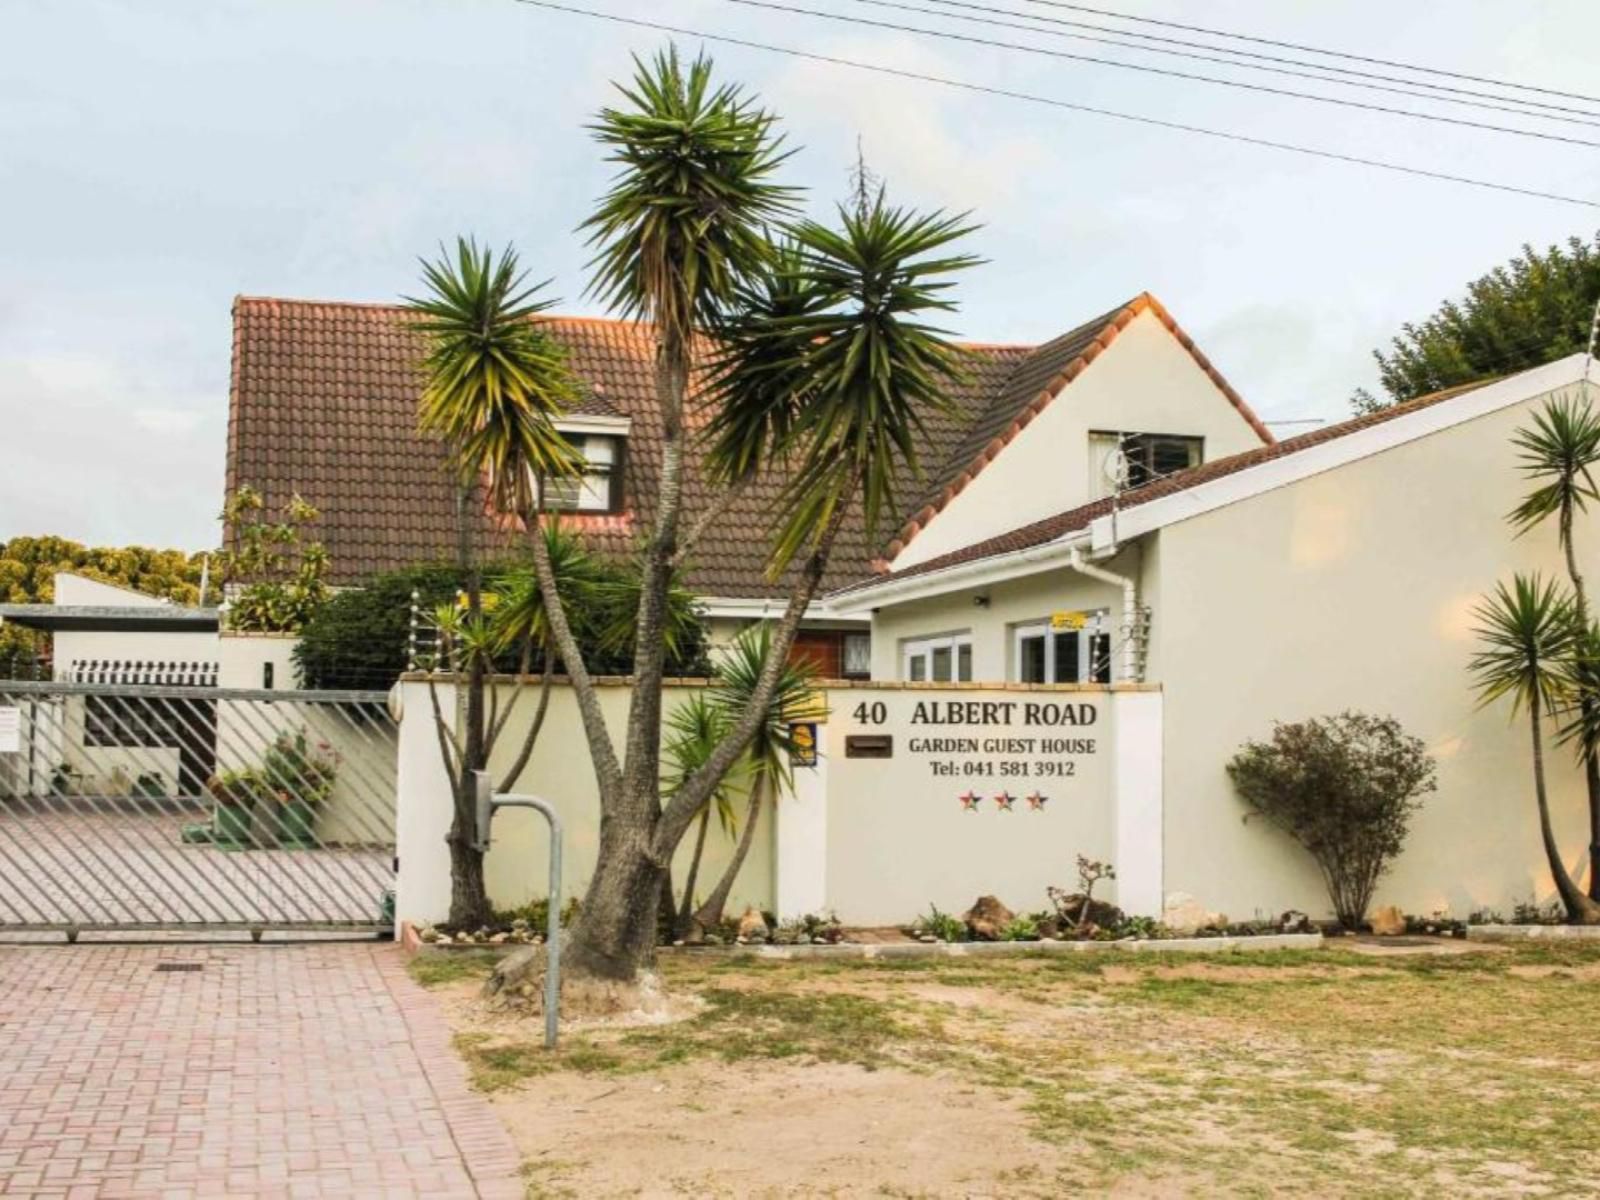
1101, 445, 1131, 493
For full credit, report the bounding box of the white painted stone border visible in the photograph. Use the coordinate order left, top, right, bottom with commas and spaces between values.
1467, 924, 1600, 942
654, 932, 1322, 959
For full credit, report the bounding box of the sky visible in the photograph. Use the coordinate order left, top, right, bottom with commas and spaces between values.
3, 0, 1598, 552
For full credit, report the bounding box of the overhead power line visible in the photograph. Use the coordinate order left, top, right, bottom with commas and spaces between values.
883, 0, 1600, 127
720, 0, 1600, 148
506, 0, 1600, 210
1007, 0, 1600, 107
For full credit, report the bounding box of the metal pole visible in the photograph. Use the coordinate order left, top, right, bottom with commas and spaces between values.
472, 770, 562, 1049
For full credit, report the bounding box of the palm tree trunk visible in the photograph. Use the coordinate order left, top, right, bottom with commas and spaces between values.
1560, 513, 1600, 901
694, 774, 767, 931
1529, 693, 1600, 924
675, 806, 712, 938
446, 482, 492, 930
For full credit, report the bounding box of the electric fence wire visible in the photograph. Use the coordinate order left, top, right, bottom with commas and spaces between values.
505, 0, 1600, 210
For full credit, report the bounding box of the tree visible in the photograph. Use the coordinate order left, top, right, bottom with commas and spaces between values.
1508, 394, 1600, 898
218, 486, 330, 633
1354, 233, 1600, 411
405, 237, 585, 930
1470, 575, 1600, 924
0, 535, 212, 678
1227, 712, 1436, 929
511, 48, 978, 981
692, 623, 820, 932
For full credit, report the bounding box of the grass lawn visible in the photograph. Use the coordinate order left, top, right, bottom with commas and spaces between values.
414, 941, 1600, 1198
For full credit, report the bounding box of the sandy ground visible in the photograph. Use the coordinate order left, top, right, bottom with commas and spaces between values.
421, 942, 1600, 1199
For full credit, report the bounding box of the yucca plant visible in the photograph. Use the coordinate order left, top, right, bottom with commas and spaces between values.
1509, 392, 1600, 898
660, 692, 745, 939
705, 197, 981, 574
692, 623, 824, 931
405, 237, 583, 930
1470, 574, 1600, 923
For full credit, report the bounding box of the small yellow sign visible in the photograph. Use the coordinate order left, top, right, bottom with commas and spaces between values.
1051, 610, 1087, 630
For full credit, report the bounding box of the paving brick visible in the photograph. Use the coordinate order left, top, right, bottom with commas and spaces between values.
0, 944, 522, 1197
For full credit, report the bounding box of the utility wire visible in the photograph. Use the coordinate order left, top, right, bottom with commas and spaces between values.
508, 0, 1600, 210
720, 0, 1600, 148
1007, 0, 1600, 108
883, 0, 1600, 127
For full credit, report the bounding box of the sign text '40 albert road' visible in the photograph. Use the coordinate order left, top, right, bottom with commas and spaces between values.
849, 697, 1101, 792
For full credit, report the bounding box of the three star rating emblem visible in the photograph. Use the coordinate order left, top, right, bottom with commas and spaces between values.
956, 790, 1049, 811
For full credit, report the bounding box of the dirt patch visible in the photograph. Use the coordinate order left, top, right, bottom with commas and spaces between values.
505, 1060, 1064, 1198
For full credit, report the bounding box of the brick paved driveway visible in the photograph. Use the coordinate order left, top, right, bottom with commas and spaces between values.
0, 943, 522, 1198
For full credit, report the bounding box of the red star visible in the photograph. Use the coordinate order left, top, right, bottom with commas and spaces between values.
994, 791, 1017, 812
1026, 792, 1049, 811
958, 791, 981, 811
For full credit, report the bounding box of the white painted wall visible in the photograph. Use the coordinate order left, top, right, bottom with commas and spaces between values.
893, 311, 1266, 569
867, 544, 1147, 683
52, 573, 168, 606
1154, 381, 1600, 922
393, 679, 1166, 929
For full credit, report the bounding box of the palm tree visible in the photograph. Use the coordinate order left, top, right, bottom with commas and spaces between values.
692, 623, 821, 932
405, 237, 582, 929
506, 49, 980, 983
520, 46, 798, 978
1509, 392, 1600, 898
1470, 574, 1600, 923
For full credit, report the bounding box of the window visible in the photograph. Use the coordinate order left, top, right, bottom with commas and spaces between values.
903, 634, 972, 683
1090, 431, 1202, 496
842, 632, 872, 679
1014, 616, 1112, 684
539, 434, 623, 513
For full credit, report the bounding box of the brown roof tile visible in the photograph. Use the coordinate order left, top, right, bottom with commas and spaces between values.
225, 293, 1255, 597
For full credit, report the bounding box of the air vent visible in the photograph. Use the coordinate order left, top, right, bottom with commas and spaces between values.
153, 962, 203, 973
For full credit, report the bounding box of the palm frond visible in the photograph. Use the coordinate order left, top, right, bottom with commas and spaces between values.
1507, 391, 1600, 539
405, 237, 584, 511
582, 46, 798, 356
708, 623, 826, 795
1469, 573, 1580, 716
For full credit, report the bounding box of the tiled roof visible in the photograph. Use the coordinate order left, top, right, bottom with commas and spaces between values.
835, 378, 1494, 594
225, 292, 1263, 596
882, 292, 1272, 561
226, 296, 1027, 594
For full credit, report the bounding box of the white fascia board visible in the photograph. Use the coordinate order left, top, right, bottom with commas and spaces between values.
1091, 354, 1595, 549
554, 413, 632, 437
697, 596, 869, 624
828, 531, 1094, 615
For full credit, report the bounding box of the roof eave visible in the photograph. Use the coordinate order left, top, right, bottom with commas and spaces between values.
829, 529, 1095, 615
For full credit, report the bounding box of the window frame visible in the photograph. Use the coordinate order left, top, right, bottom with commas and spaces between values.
1012, 613, 1113, 684
902, 632, 973, 683
1090, 430, 1204, 496
537, 432, 627, 515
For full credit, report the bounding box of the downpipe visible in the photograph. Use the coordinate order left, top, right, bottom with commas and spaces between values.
1067, 547, 1140, 684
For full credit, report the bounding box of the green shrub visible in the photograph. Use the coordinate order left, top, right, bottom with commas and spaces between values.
913, 904, 966, 942
999, 914, 1040, 942
1227, 711, 1435, 930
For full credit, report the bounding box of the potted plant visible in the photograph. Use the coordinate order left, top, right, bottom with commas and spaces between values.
259, 730, 339, 848
206, 769, 260, 847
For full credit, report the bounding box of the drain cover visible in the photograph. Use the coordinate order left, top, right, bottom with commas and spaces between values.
153, 962, 203, 973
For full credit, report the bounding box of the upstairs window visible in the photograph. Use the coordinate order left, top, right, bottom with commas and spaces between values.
539, 433, 623, 513
1090, 432, 1203, 496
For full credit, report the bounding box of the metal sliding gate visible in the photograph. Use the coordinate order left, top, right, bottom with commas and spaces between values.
0, 680, 398, 937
